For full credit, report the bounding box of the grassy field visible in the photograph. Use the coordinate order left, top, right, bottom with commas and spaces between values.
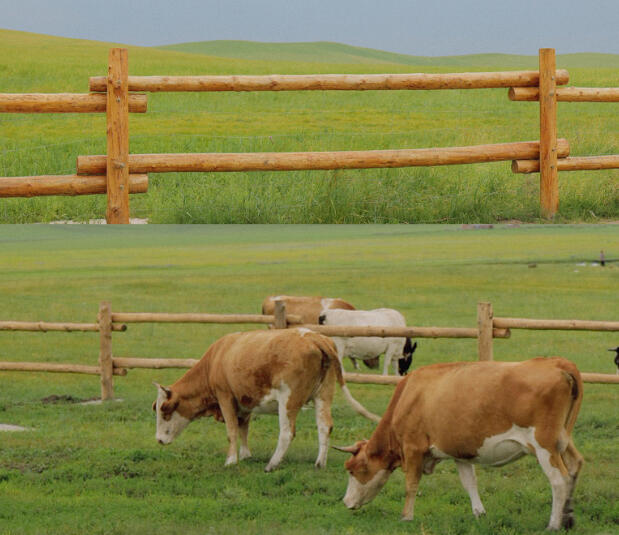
0, 30, 617, 223
0, 224, 617, 534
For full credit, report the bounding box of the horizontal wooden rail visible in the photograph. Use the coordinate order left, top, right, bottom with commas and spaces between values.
0, 361, 127, 375
77, 139, 570, 175
294, 324, 511, 339
581, 373, 619, 384
0, 321, 126, 332
342, 371, 618, 385
512, 155, 619, 173
89, 70, 569, 93
493, 317, 619, 331
509, 87, 619, 102
111, 312, 303, 324
0, 93, 147, 113
0, 174, 148, 198
113, 357, 198, 369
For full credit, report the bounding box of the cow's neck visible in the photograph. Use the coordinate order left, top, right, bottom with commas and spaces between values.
172, 357, 218, 418
366, 411, 402, 471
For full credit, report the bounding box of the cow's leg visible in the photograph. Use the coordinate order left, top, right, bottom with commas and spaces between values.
349, 357, 360, 370
265, 386, 297, 472
455, 461, 486, 517
382, 345, 394, 376
313, 373, 335, 469
559, 440, 584, 529
238, 413, 252, 461
534, 444, 570, 531
401, 450, 424, 521
218, 395, 240, 466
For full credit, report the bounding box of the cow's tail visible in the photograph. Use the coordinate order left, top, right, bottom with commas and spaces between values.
557, 359, 584, 433
313, 334, 381, 423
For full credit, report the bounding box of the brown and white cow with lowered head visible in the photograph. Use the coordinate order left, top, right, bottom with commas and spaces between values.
261, 295, 356, 325
154, 329, 378, 472
337, 358, 584, 531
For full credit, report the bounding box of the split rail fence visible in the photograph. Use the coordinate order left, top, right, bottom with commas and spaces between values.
0, 301, 617, 401
1, 48, 618, 221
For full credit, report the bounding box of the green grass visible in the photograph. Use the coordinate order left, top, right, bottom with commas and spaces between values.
0, 30, 617, 223
0, 224, 617, 534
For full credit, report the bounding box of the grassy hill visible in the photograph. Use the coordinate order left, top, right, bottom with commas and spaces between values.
159, 39, 619, 69
0, 29, 617, 223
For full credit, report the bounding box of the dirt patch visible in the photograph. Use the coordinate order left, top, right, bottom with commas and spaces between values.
0, 424, 31, 432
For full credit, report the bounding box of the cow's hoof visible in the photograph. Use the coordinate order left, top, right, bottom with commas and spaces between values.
239, 449, 252, 461
264, 463, 277, 472
473, 508, 486, 518
401, 515, 414, 522
562, 514, 575, 530
224, 456, 238, 467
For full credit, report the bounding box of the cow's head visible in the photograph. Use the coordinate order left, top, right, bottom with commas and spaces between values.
398, 339, 417, 376
335, 440, 393, 510
153, 383, 190, 445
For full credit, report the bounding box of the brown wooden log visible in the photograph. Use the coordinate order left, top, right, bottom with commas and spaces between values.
512, 155, 619, 173
76, 139, 570, 175
581, 373, 619, 384
111, 312, 303, 324
539, 49, 559, 218
106, 48, 130, 224
0, 362, 127, 375
0, 320, 126, 332
293, 324, 510, 339
113, 357, 198, 369
0, 93, 147, 113
477, 302, 494, 361
343, 372, 402, 385
0, 174, 148, 198
509, 87, 619, 102
89, 70, 570, 92
493, 317, 619, 331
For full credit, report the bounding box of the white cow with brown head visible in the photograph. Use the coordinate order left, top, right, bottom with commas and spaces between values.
337, 358, 584, 531
154, 328, 378, 472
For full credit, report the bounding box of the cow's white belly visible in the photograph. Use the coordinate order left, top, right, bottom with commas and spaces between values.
430, 424, 534, 467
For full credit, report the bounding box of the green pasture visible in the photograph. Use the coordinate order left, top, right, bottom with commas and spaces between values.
0, 30, 617, 223
0, 224, 617, 534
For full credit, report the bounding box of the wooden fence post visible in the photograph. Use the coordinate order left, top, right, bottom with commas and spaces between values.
273, 300, 287, 329
98, 301, 114, 400
106, 48, 130, 224
539, 48, 559, 218
477, 302, 494, 361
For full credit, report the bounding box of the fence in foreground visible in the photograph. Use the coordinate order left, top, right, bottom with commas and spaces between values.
0, 301, 617, 400
1, 48, 618, 221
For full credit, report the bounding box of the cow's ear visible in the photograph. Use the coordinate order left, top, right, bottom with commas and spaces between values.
152, 401, 157, 412
153, 382, 172, 399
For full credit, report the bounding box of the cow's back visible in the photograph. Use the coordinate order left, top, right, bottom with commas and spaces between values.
391, 358, 582, 458
207, 329, 338, 409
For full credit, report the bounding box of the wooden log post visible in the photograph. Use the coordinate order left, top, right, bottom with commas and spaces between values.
98, 302, 114, 400
539, 48, 559, 218
273, 300, 287, 329
477, 302, 494, 361
106, 48, 130, 224
512, 155, 619, 174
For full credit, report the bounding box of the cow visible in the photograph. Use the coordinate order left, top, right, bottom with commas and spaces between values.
318, 308, 415, 375
337, 358, 584, 531
153, 329, 379, 473
262, 294, 379, 371
261, 295, 356, 325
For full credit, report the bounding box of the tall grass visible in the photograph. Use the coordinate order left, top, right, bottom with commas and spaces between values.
0, 30, 617, 223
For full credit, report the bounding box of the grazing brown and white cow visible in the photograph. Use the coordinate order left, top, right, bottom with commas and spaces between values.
337, 358, 584, 531
261, 295, 356, 325
153, 329, 377, 472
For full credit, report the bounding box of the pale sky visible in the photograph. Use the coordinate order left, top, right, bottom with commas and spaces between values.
1, 0, 618, 56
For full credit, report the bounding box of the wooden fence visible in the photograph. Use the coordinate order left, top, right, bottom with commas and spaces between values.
1, 48, 617, 222
0, 301, 617, 401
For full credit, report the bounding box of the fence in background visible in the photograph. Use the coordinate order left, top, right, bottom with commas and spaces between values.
0, 301, 617, 401
1, 48, 618, 221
